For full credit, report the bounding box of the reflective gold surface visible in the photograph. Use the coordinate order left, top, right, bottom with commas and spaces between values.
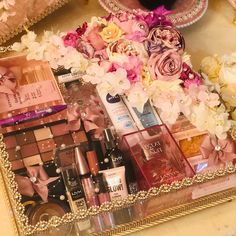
2, 0, 236, 235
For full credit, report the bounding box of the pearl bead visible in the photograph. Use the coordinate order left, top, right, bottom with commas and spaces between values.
15, 146, 21, 151
56, 168, 61, 174
60, 195, 65, 200
95, 187, 100, 193
215, 145, 221, 151
104, 158, 109, 163
30, 177, 37, 183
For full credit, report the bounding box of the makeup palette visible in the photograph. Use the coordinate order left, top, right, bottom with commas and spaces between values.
4, 121, 88, 171
0, 55, 66, 133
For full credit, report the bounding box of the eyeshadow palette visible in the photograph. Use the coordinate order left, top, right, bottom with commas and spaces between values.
4, 121, 88, 171
0, 55, 66, 133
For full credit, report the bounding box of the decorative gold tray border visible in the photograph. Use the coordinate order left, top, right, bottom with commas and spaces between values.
1, 133, 236, 235
0, 0, 70, 45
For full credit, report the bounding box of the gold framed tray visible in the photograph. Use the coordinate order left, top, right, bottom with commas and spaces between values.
1, 1, 236, 235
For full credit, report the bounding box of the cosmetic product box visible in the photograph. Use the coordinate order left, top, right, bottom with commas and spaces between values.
1, 57, 236, 236
122, 124, 195, 190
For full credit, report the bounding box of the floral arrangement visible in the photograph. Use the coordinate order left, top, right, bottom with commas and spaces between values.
12, 7, 232, 139
0, 0, 15, 22
201, 53, 236, 123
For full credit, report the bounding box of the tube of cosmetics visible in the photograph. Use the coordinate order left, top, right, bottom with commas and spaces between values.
99, 166, 131, 225
96, 89, 138, 137
75, 147, 104, 232
86, 150, 116, 229
122, 97, 162, 129
93, 173, 116, 229
60, 164, 91, 232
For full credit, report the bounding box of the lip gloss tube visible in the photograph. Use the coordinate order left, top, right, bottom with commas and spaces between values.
75, 147, 104, 232
93, 173, 115, 229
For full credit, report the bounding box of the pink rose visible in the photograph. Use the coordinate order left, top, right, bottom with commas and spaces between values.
148, 50, 182, 81
63, 32, 79, 48
108, 39, 140, 57
145, 26, 185, 54
125, 21, 149, 42
86, 26, 106, 50
76, 39, 94, 59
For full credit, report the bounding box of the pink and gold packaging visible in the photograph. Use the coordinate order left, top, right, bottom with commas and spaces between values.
0, 55, 66, 133
123, 124, 195, 190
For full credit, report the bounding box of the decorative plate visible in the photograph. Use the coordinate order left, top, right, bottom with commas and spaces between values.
98, 0, 208, 28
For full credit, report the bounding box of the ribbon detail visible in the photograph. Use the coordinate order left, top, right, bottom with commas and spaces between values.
67, 95, 106, 139
0, 66, 17, 94
200, 135, 236, 167
15, 166, 59, 202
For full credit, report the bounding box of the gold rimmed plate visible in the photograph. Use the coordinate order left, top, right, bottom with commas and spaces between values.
98, 0, 208, 28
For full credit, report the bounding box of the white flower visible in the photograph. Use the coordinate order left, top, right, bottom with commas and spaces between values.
82, 63, 105, 84
187, 103, 231, 139
219, 52, 236, 85
182, 52, 192, 67
126, 83, 149, 112
98, 68, 130, 96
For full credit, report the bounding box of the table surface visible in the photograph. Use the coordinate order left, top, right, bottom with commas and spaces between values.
2, 0, 236, 235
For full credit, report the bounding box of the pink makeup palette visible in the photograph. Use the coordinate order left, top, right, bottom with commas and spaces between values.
4, 121, 88, 171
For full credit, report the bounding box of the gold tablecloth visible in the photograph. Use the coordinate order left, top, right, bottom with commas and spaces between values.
2, 0, 236, 235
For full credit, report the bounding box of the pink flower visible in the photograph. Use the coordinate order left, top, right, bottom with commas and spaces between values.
125, 21, 149, 42
145, 26, 185, 54
76, 22, 88, 37
63, 32, 79, 48
180, 63, 202, 88
76, 39, 94, 58
143, 6, 172, 28
86, 26, 107, 50
111, 56, 142, 84
148, 50, 182, 81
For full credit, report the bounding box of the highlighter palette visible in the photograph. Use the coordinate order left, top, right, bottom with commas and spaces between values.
4, 121, 88, 172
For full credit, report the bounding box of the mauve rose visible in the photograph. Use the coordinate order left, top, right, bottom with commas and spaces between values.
76, 39, 94, 59
148, 50, 182, 81
108, 39, 139, 57
86, 26, 106, 50
94, 49, 109, 61
145, 26, 185, 54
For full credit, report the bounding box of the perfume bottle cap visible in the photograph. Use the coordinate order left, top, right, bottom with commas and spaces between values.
75, 147, 90, 176
93, 173, 106, 194
86, 150, 100, 176
103, 128, 116, 149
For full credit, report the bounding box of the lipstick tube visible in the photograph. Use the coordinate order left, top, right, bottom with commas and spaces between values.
75, 147, 104, 232
93, 173, 115, 229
